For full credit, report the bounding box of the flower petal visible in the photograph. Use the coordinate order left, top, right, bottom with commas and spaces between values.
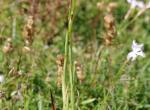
127, 51, 137, 61
136, 51, 145, 57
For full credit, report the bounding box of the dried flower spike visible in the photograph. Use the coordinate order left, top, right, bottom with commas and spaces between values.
97, 2, 106, 10
97, 2, 118, 12
2, 38, 13, 54
107, 2, 118, 13
56, 55, 64, 87
104, 14, 116, 45
74, 61, 85, 83
23, 16, 34, 46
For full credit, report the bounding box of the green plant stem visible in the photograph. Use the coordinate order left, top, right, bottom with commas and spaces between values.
69, 0, 76, 109
69, 44, 74, 110
62, 24, 69, 110
63, 0, 76, 110
115, 60, 128, 81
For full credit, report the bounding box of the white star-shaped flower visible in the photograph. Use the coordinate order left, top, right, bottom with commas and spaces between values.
127, 0, 145, 9
127, 40, 145, 61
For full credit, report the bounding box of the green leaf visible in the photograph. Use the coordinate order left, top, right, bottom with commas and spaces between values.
81, 98, 96, 105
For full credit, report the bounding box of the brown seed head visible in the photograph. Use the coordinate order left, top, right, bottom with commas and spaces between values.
27, 16, 33, 29
23, 16, 34, 46
104, 14, 114, 26
3, 38, 13, 54
97, 2, 106, 10
75, 61, 85, 83
103, 14, 116, 45
56, 55, 64, 87
56, 55, 64, 66
107, 2, 118, 12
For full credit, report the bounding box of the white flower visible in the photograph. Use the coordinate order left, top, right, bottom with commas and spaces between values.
127, 40, 145, 61
127, 0, 145, 9
0, 74, 4, 83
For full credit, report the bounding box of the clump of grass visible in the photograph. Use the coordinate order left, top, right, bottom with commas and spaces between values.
62, 0, 76, 110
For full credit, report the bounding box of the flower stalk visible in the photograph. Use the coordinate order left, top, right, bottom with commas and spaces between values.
62, 0, 76, 110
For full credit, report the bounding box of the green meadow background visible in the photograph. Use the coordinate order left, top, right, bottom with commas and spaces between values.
0, 0, 150, 110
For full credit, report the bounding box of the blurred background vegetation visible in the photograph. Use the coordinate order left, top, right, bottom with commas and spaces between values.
0, 0, 150, 110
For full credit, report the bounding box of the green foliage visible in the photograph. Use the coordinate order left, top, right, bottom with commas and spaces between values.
0, 0, 150, 109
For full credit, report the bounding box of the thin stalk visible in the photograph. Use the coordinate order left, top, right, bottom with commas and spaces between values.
62, 23, 69, 110
69, 41, 74, 110
115, 60, 128, 81
69, 0, 76, 109
63, 0, 76, 110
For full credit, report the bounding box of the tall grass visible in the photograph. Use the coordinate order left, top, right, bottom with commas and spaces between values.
62, 0, 76, 110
